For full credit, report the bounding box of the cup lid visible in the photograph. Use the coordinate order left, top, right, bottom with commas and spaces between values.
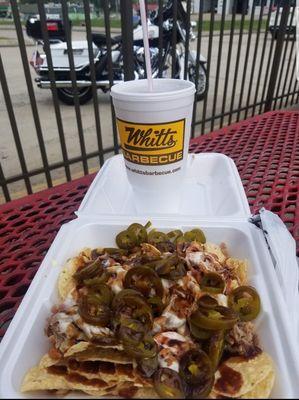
111, 78, 195, 102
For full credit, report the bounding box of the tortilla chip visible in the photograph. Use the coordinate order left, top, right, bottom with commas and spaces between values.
39, 354, 59, 368
213, 352, 274, 398
21, 364, 118, 394
84, 382, 158, 398
64, 342, 90, 358
204, 242, 227, 263
66, 359, 137, 383
58, 258, 78, 300
226, 257, 248, 285
73, 346, 133, 364
135, 387, 159, 398
240, 370, 275, 398
80, 247, 93, 261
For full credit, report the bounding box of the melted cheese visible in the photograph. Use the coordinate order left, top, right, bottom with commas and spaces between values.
106, 263, 126, 294
162, 311, 186, 329
154, 332, 192, 372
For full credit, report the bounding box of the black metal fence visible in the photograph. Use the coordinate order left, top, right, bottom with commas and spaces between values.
0, 0, 298, 203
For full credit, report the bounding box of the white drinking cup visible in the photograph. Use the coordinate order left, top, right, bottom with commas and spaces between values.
111, 78, 195, 213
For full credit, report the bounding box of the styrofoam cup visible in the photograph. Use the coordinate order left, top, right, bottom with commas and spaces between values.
111, 79, 195, 213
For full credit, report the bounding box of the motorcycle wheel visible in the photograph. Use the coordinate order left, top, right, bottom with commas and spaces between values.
189, 63, 208, 102
57, 87, 93, 105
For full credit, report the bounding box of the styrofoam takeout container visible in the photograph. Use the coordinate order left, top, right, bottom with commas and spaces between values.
0, 218, 298, 398
0, 153, 298, 398
77, 153, 250, 217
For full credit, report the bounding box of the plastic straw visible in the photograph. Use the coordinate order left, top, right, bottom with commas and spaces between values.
139, 0, 153, 91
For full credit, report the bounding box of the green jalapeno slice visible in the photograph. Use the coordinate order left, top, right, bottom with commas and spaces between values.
179, 349, 213, 397
188, 318, 214, 340
78, 294, 111, 326
166, 230, 184, 243
148, 230, 168, 245
104, 248, 128, 256
115, 230, 136, 249
83, 273, 110, 287
112, 289, 153, 330
118, 317, 146, 345
127, 223, 148, 245
123, 266, 164, 298
208, 330, 225, 370
190, 306, 238, 331
200, 272, 225, 294
154, 368, 184, 399
73, 259, 103, 283
183, 228, 206, 244
228, 285, 261, 321
88, 283, 113, 305
198, 295, 219, 309
148, 296, 165, 317
137, 354, 159, 377
123, 335, 157, 359
151, 255, 186, 280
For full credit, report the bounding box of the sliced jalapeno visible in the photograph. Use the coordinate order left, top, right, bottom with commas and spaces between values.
183, 228, 206, 244
123, 266, 163, 298
78, 294, 111, 326
73, 259, 103, 283
190, 306, 238, 331
179, 349, 214, 396
127, 223, 148, 245
148, 230, 167, 245
188, 318, 214, 340
111, 288, 145, 310
198, 295, 219, 309
88, 283, 113, 305
112, 289, 153, 330
138, 354, 159, 377
154, 368, 184, 399
148, 296, 165, 317
200, 272, 225, 294
116, 230, 136, 249
118, 317, 146, 345
83, 273, 109, 287
150, 254, 186, 280
208, 330, 225, 370
166, 230, 184, 244
123, 335, 157, 359
228, 285, 261, 321
104, 248, 128, 256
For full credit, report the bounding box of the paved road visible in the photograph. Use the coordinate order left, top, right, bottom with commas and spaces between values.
0, 27, 296, 201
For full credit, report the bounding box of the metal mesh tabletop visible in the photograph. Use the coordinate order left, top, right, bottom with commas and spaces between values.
0, 110, 298, 340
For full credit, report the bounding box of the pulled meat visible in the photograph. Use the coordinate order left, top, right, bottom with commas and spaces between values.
225, 322, 261, 358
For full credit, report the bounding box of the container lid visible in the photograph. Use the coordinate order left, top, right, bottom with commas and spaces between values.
77, 153, 251, 219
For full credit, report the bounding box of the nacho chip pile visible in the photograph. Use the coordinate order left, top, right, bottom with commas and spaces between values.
21, 224, 275, 398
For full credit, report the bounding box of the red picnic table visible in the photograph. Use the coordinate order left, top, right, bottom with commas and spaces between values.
0, 110, 298, 341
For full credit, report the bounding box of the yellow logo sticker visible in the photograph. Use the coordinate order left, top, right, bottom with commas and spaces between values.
116, 118, 185, 166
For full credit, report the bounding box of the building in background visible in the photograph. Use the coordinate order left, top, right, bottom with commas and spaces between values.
192, 0, 273, 15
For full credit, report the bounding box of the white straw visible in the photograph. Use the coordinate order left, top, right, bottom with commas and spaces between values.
139, 0, 153, 91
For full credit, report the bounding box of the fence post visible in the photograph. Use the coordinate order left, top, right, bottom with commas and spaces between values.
264, 0, 291, 112
120, 0, 135, 81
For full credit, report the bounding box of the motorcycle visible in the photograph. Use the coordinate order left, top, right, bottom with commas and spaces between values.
27, 0, 207, 105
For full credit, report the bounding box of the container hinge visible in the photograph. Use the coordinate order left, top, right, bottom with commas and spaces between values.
249, 212, 265, 232
248, 209, 276, 268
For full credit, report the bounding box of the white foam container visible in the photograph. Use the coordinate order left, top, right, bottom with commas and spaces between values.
0, 218, 298, 398
77, 153, 250, 218
0, 153, 298, 398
